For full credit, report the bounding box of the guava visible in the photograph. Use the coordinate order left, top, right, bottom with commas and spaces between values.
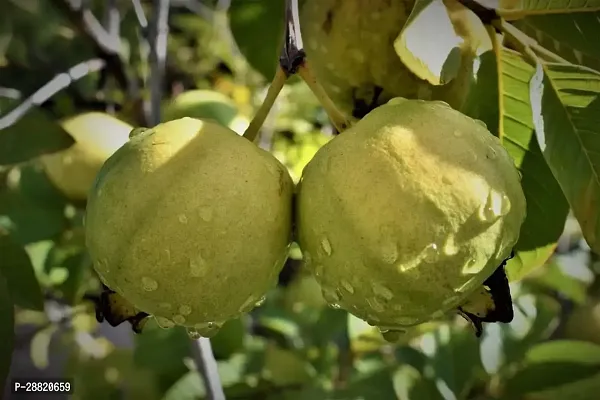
85, 117, 294, 337
300, 0, 485, 118
295, 98, 527, 331
564, 298, 600, 345
41, 112, 133, 200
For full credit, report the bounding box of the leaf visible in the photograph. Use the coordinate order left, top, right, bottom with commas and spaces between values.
525, 371, 600, 400
394, 0, 465, 85
529, 62, 600, 253
0, 99, 74, 165
0, 162, 68, 245
393, 364, 444, 400
0, 234, 44, 310
478, 48, 569, 281
263, 344, 315, 386
526, 260, 588, 305
210, 317, 247, 359
332, 368, 397, 400
29, 324, 58, 369
498, 0, 600, 19
0, 270, 15, 395
504, 340, 600, 395
515, 13, 600, 72
228, 0, 286, 80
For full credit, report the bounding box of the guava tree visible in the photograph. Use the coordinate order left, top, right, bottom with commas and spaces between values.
1, 0, 600, 399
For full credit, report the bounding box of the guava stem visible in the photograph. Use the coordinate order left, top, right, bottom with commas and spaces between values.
191, 337, 226, 400
242, 66, 288, 143
298, 64, 353, 133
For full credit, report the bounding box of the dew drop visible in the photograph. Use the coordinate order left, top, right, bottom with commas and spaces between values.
194, 322, 221, 338
179, 305, 192, 316
372, 283, 394, 301
453, 130, 463, 137
141, 277, 158, 292
199, 207, 213, 222
173, 315, 186, 325
314, 264, 324, 279
367, 297, 385, 313
431, 310, 446, 319
380, 242, 399, 264
328, 303, 341, 309
341, 280, 354, 294
158, 302, 172, 311
155, 316, 175, 329
475, 119, 488, 129
321, 237, 332, 256
381, 329, 406, 343
255, 296, 266, 307
178, 214, 188, 224
396, 316, 419, 326
322, 287, 340, 304
500, 194, 511, 216
462, 258, 481, 275
479, 190, 504, 222
186, 328, 202, 340
433, 100, 451, 108
423, 243, 440, 263
189, 255, 208, 278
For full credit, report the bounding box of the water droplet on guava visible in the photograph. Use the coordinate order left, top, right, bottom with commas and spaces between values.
155, 316, 175, 329
341, 280, 354, 294
500, 194, 511, 216
173, 315, 186, 325
314, 264, 324, 279
186, 328, 202, 340
141, 277, 158, 291
179, 305, 192, 315
239, 295, 258, 313
178, 214, 188, 224
479, 190, 504, 222
423, 243, 439, 263
381, 329, 406, 343
453, 130, 463, 137
194, 322, 221, 338
163, 249, 171, 261
328, 303, 341, 309
380, 242, 399, 264
431, 310, 445, 319
255, 296, 266, 308
189, 255, 208, 277
475, 119, 488, 129
372, 283, 394, 301
485, 146, 497, 159
396, 316, 419, 325
199, 207, 213, 222
322, 287, 340, 304
367, 297, 385, 313
158, 302, 172, 311
321, 237, 332, 256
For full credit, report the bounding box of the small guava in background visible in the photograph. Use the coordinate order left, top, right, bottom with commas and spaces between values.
161, 89, 249, 134
296, 98, 526, 332
41, 112, 133, 201
85, 117, 294, 338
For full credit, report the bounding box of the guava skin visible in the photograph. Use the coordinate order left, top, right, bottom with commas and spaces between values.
295, 98, 527, 330
85, 118, 294, 331
300, 0, 484, 118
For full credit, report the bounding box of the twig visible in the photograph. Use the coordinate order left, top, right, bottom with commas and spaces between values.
130, 0, 149, 28
50, 0, 132, 94
99, 0, 121, 113
146, 0, 170, 126
0, 59, 105, 130
190, 338, 226, 400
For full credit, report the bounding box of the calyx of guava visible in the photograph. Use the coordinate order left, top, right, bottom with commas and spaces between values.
41, 112, 133, 200
300, 0, 487, 118
295, 98, 527, 334
85, 117, 294, 337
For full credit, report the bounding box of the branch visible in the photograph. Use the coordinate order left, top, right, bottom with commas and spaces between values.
146, 0, 171, 126
190, 338, 226, 400
50, 0, 132, 95
0, 59, 105, 130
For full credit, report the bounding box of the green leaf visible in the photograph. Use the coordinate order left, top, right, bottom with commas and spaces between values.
529, 62, 600, 253
394, 0, 465, 85
0, 270, 15, 395
29, 324, 58, 369
333, 368, 397, 399
504, 340, 600, 395
526, 261, 588, 305
134, 320, 190, 393
228, 0, 286, 81
263, 344, 315, 386
499, 0, 600, 18
525, 372, 600, 400
516, 13, 600, 72
210, 317, 247, 359
494, 48, 569, 281
393, 364, 444, 400
0, 234, 44, 310
0, 162, 68, 245
0, 99, 74, 165
44, 233, 90, 305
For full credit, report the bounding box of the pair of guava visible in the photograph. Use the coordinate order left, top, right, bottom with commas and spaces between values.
83, 95, 526, 338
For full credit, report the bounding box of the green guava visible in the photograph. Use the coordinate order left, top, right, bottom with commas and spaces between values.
41, 112, 133, 200
300, 0, 487, 118
295, 98, 527, 330
85, 117, 294, 337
